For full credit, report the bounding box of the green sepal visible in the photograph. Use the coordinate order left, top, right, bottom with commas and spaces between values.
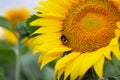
104, 54, 120, 79
112, 54, 120, 73
0, 16, 13, 31
16, 21, 29, 39
104, 59, 120, 78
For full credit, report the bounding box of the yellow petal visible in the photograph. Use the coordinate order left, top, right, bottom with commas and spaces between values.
38, 1, 68, 15
78, 52, 102, 79
38, 53, 45, 63
3, 29, 18, 44
55, 52, 80, 71
55, 52, 81, 80
36, 46, 71, 68
116, 21, 120, 29
64, 61, 74, 80
40, 54, 60, 70
55, 0, 85, 9
31, 32, 61, 45
109, 37, 120, 60
36, 13, 65, 20
30, 18, 62, 27
70, 54, 86, 80
100, 47, 112, 60
69, 0, 82, 4
40, 46, 71, 69
33, 41, 71, 55
112, 47, 120, 60
46, 46, 71, 55
115, 29, 120, 37
33, 40, 62, 54
109, 37, 118, 46
57, 68, 65, 80
94, 56, 105, 78
55, 0, 73, 9
33, 26, 62, 34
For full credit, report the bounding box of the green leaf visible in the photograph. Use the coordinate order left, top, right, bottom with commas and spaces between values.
26, 15, 40, 34
103, 54, 120, 79
29, 26, 40, 34
104, 59, 120, 78
112, 54, 120, 73
0, 17, 13, 31
0, 67, 5, 80
109, 77, 120, 80
30, 33, 41, 38
26, 15, 40, 24
0, 41, 16, 64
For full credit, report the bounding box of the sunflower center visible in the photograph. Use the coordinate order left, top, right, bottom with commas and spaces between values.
63, 0, 120, 53
81, 13, 104, 31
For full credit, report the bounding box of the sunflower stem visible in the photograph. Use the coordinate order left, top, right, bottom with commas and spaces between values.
15, 37, 22, 80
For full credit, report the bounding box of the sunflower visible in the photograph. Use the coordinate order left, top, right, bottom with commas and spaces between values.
5, 8, 30, 26
3, 8, 30, 44
30, 0, 120, 79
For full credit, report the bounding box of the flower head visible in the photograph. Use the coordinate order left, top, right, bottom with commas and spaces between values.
5, 8, 30, 26
29, 0, 120, 79
3, 8, 30, 44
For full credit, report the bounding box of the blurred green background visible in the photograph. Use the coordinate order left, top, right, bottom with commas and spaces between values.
0, 40, 54, 80
0, 0, 54, 80
0, 0, 120, 80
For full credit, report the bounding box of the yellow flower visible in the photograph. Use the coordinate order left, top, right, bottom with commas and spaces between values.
3, 8, 30, 44
5, 8, 30, 26
30, 0, 120, 79
3, 29, 18, 44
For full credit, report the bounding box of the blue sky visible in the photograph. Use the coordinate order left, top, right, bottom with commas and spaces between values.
0, 0, 39, 15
